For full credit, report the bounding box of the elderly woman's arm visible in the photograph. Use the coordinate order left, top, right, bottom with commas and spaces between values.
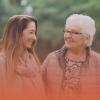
41, 52, 63, 100
90, 51, 100, 95
96, 54, 100, 94
41, 54, 49, 90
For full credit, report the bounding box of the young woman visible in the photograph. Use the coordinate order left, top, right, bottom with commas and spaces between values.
0, 15, 44, 100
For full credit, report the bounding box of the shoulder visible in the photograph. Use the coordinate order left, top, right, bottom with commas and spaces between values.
90, 50, 100, 60
41, 50, 60, 71
90, 50, 100, 68
43, 51, 59, 65
44, 46, 67, 62
46, 51, 58, 60
42, 46, 67, 68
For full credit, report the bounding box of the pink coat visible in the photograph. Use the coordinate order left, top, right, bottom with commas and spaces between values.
0, 50, 45, 99
42, 46, 100, 100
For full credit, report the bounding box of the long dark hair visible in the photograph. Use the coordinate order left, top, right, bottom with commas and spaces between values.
2, 15, 40, 79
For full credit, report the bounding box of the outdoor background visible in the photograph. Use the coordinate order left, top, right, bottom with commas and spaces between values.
0, 0, 100, 62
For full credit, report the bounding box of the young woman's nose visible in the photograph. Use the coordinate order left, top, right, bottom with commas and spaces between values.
32, 34, 37, 40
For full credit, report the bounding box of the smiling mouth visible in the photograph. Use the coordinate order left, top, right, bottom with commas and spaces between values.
65, 38, 73, 42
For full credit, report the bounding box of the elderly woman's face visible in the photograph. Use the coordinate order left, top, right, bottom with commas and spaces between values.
64, 25, 88, 49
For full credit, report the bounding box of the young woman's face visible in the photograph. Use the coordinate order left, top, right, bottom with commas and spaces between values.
21, 21, 37, 49
64, 25, 88, 49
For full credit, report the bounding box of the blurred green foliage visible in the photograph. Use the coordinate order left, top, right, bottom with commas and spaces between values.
0, 0, 100, 61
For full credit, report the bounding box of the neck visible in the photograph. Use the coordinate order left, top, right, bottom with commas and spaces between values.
19, 47, 28, 58
69, 47, 86, 55
66, 47, 87, 61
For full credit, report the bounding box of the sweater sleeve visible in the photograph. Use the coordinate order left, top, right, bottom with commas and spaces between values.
41, 52, 62, 100
96, 54, 100, 94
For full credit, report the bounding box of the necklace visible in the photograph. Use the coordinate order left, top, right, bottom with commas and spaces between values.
63, 56, 84, 93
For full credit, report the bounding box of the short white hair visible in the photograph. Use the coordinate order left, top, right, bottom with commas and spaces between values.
65, 14, 96, 47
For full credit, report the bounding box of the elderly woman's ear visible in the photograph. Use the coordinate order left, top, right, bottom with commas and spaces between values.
86, 35, 90, 40
85, 35, 91, 47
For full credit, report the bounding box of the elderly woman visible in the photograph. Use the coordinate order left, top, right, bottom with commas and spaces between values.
0, 15, 44, 100
42, 14, 100, 100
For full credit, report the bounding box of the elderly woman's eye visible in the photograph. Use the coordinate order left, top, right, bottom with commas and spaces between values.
74, 32, 81, 35
74, 32, 79, 34
67, 30, 70, 33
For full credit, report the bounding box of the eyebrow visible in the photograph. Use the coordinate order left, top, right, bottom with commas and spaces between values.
28, 29, 36, 32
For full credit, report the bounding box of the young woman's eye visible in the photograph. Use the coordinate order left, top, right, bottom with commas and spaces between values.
29, 32, 33, 34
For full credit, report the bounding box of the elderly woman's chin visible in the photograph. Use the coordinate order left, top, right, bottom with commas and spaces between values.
65, 43, 81, 49
64, 43, 73, 48
64, 40, 74, 47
